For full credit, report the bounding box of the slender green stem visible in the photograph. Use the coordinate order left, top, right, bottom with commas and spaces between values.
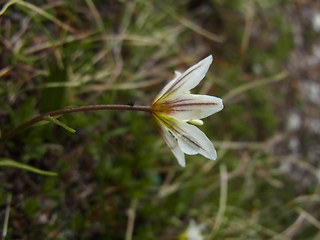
1, 104, 152, 142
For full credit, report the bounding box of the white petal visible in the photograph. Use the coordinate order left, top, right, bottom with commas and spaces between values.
153, 71, 182, 102
164, 93, 223, 120
162, 55, 213, 96
171, 142, 186, 167
159, 123, 186, 167
173, 121, 217, 160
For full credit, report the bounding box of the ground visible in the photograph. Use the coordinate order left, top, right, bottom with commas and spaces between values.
1, 0, 320, 239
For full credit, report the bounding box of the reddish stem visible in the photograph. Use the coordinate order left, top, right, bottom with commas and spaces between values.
1, 104, 152, 142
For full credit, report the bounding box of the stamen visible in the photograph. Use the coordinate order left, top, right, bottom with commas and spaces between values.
188, 119, 203, 126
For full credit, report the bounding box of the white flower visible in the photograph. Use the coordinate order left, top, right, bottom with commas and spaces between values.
152, 55, 223, 167
185, 220, 205, 240
179, 220, 206, 240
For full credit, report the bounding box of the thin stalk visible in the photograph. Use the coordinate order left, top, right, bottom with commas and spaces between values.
1, 104, 152, 142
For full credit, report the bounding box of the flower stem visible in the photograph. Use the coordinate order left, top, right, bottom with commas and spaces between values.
1, 104, 152, 142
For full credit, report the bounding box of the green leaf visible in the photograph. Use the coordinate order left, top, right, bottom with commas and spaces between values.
46, 116, 76, 133
0, 158, 57, 176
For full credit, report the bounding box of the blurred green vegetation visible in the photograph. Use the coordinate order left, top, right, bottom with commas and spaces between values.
1, 0, 320, 239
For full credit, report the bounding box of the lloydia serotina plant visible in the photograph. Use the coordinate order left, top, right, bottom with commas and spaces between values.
2, 55, 223, 167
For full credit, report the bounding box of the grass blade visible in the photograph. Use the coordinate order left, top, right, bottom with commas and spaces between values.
0, 158, 57, 176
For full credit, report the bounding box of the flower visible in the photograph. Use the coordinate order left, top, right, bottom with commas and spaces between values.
185, 220, 206, 240
152, 55, 223, 167
178, 220, 206, 240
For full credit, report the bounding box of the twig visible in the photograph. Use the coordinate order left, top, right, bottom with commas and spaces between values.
211, 164, 228, 237
214, 140, 266, 150
0, 0, 74, 32
1, 194, 12, 240
178, 16, 225, 43
300, 209, 320, 230
125, 199, 138, 240
240, 3, 255, 64
223, 71, 288, 103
